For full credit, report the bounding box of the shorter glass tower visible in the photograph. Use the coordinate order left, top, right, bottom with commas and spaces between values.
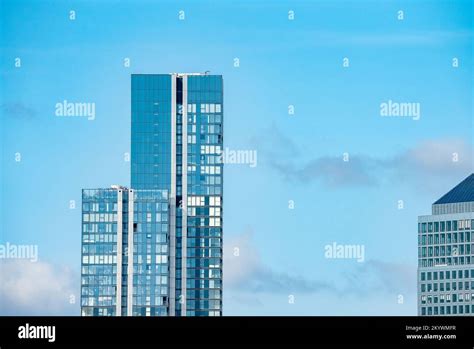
81, 187, 169, 316
418, 174, 474, 316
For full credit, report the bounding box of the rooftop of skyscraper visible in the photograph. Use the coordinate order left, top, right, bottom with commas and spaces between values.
433, 173, 474, 205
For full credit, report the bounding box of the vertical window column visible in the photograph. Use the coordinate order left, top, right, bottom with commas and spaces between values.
127, 189, 135, 316
181, 75, 188, 316
116, 189, 123, 316
169, 74, 177, 316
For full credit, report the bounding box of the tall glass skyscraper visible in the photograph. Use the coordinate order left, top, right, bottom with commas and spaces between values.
418, 173, 474, 316
81, 188, 170, 316
81, 73, 223, 317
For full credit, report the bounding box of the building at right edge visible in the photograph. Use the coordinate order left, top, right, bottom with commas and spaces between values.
418, 173, 474, 316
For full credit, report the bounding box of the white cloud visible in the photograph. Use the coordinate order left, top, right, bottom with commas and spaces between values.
0, 259, 79, 315
224, 230, 333, 294
391, 138, 473, 175
224, 230, 261, 288
257, 127, 473, 191
224, 231, 417, 314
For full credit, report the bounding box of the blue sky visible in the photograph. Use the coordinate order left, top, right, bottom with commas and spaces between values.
1, 0, 473, 315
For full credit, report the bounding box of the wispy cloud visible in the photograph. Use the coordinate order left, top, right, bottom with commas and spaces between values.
224, 230, 334, 294
388, 138, 473, 177
225, 294, 264, 308
342, 259, 415, 297
224, 231, 415, 304
0, 259, 79, 315
291, 155, 379, 188
1, 102, 37, 120
254, 126, 473, 190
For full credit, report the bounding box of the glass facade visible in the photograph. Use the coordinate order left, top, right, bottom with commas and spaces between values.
184, 75, 223, 316
81, 188, 169, 316
82, 73, 223, 317
81, 189, 120, 316
130, 189, 170, 316
131, 74, 172, 191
